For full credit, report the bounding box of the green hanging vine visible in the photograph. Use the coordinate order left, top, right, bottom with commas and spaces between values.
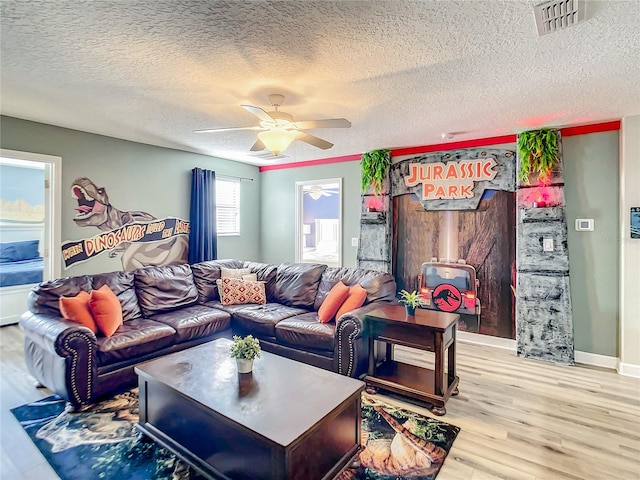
361, 149, 391, 195
517, 128, 560, 184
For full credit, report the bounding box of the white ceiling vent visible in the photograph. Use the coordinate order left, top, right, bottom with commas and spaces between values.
249, 151, 290, 161
534, 0, 585, 36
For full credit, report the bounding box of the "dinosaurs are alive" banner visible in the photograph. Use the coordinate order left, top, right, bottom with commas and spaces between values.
62, 217, 190, 268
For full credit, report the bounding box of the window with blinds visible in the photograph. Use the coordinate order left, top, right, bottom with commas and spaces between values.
216, 179, 240, 235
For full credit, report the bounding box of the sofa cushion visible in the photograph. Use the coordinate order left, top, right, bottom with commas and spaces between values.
92, 271, 142, 321
314, 267, 397, 310
28, 275, 93, 316
134, 264, 198, 317
191, 262, 221, 303
216, 278, 267, 306
232, 303, 309, 337
96, 318, 176, 366
275, 312, 336, 352
205, 300, 255, 315
191, 259, 244, 303
272, 262, 327, 308
148, 305, 231, 343
242, 261, 278, 301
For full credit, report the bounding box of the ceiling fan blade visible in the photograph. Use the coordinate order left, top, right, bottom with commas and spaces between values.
242, 104, 275, 122
294, 118, 351, 130
295, 131, 334, 150
250, 138, 266, 151
193, 126, 261, 133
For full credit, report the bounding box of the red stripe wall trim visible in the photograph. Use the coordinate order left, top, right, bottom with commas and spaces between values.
258, 120, 621, 172
560, 120, 620, 137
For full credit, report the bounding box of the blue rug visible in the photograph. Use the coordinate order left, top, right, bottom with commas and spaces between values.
11, 389, 459, 480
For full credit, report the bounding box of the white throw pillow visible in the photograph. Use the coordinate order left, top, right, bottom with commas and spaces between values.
220, 267, 252, 279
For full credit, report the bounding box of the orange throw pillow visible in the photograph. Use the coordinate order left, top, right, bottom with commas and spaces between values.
318, 281, 350, 323
335, 284, 368, 320
88, 285, 123, 337
59, 291, 98, 333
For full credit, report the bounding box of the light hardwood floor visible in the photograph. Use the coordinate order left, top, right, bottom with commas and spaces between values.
1, 324, 639, 480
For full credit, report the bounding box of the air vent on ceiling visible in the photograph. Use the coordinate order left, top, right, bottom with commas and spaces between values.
249, 151, 290, 161
534, 0, 585, 36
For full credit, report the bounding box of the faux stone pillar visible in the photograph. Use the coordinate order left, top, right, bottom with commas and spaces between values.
516, 132, 574, 364
357, 175, 392, 273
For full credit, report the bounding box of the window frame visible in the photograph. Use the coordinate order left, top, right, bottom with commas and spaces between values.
216, 177, 240, 236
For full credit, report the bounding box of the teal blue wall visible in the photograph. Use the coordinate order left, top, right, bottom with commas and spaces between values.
261, 162, 362, 267
261, 134, 620, 357
1, 114, 620, 356
0, 116, 261, 275
563, 130, 619, 357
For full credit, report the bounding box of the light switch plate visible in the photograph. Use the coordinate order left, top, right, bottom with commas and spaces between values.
575, 218, 594, 231
351, 238, 359, 247
543, 238, 554, 252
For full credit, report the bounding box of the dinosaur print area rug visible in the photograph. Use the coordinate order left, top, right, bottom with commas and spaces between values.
11, 390, 459, 480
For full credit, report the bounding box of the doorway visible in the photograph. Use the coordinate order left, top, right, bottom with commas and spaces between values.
295, 179, 342, 267
0, 149, 61, 325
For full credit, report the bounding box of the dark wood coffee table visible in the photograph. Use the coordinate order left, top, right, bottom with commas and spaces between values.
135, 338, 365, 480
364, 305, 459, 415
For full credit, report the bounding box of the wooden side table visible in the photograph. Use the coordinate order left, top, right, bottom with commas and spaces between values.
364, 305, 459, 415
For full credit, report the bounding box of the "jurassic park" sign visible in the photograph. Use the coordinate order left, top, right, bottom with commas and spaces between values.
62, 217, 190, 268
404, 158, 497, 200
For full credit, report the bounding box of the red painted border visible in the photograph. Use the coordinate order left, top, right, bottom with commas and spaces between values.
258, 120, 620, 172
560, 120, 620, 137
259, 153, 361, 172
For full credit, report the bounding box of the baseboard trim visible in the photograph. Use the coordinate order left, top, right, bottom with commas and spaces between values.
574, 350, 618, 370
617, 362, 640, 378
457, 332, 627, 373
457, 331, 516, 350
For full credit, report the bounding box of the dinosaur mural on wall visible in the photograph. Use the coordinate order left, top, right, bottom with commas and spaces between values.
62, 177, 189, 270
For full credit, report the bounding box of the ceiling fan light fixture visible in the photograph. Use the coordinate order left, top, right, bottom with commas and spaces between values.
258, 127, 296, 156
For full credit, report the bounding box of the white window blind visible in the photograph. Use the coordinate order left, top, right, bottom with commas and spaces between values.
216, 179, 240, 235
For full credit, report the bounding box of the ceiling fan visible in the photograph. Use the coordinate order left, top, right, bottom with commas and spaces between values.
305, 185, 339, 200
194, 94, 351, 156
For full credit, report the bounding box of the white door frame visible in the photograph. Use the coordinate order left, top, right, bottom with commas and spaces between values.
294, 178, 343, 267
1, 148, 62, 280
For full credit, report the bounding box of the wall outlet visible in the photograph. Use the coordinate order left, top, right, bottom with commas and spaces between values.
351, 238, 359, 247
543, 238, 554, 252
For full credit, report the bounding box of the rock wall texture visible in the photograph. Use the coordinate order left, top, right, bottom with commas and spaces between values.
516, 131, 574, 364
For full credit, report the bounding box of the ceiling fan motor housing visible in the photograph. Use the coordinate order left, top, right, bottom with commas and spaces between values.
268, 94, 285, 107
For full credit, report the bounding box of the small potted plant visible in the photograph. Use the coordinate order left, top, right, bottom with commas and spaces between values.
230, 335, 261, 373
398, 289, 421, 316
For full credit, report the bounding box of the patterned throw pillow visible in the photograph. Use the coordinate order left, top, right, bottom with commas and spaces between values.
216, 277, 267, 306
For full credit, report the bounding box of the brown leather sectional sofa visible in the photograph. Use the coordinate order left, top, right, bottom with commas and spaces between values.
19, 259, 396, 409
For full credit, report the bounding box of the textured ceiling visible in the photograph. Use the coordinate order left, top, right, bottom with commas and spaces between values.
1, 0, 639, 166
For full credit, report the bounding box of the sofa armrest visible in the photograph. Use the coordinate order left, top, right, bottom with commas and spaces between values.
334, 302, 387, 378
20, 312, 98, 407
20, 312, 97, 356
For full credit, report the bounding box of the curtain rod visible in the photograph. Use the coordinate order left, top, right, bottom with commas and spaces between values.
217, 174, 254, 182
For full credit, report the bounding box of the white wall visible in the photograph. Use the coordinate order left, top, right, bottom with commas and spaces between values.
619, 115, 640, 377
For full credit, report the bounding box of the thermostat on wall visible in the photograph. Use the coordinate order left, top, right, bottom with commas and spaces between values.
575, 219, 594, 231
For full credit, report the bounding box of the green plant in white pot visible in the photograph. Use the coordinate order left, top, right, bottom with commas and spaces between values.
230, 335, 261, 373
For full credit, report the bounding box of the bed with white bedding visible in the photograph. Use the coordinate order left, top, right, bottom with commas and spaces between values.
0, 223, 44, 326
